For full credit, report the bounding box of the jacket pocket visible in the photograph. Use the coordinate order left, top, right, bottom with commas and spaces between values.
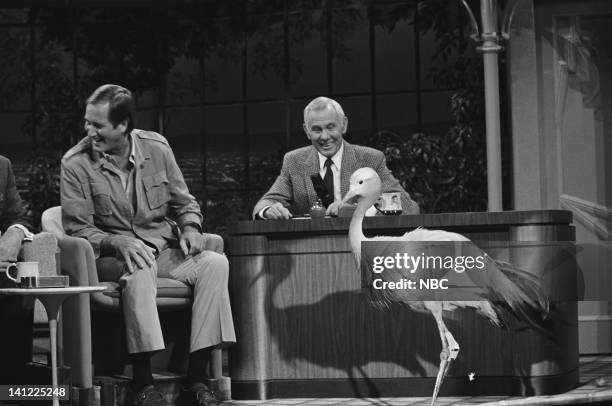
90, 183, 113, 216
143, 171, 170, 209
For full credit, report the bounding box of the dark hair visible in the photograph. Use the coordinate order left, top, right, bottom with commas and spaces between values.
87, 84, 134, 133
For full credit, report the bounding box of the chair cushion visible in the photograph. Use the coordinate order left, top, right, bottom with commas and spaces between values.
100, 278, 192, 299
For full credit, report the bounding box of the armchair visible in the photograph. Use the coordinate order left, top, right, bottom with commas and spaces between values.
41, 206, 227, 400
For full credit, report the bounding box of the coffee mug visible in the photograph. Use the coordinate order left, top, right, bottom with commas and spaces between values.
6, 261, 39, 284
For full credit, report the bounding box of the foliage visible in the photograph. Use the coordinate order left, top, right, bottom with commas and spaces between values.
369, 90, 487, 213
24, 148, 62, 229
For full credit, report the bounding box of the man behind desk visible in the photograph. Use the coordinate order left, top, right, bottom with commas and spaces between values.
253, 96, 419, 219
60, 84, 235, 406
0, 155, 35, 387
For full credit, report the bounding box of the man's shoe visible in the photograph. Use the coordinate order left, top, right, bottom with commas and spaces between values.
128, 384, 168, 406
180, 382, 220, 406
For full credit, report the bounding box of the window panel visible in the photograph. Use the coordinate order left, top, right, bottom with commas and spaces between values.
167, 56, 201, 106
289, 99, 310, 150
162, 107, 204, 196
418, 27, 438, 90
332, 7, 370, 94
204, 191, 251, 234
374, 5, 416, 92
204, 18, 243, 103
248, 101, 286, 157
247, 101, 285, 212
334, 95, 371, 144
205, 104, 245, 194
0, 8, 28, 23
165, 106, 202, 141
34, 30, 75, 111
134, 108, 157, 132
289, 11, 327, 97
418, 3, 466, 91
0, 113, 30, 144
247, 14, 285, 100
376, 93, 418, 136
421, 91, 453, 135
0, 27, 31, 110
136, 90, 157, 109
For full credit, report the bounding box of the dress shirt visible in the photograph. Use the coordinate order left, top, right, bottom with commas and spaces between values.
317, 142, 343, 203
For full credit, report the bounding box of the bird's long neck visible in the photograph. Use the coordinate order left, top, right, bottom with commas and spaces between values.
349, 193, 379, 267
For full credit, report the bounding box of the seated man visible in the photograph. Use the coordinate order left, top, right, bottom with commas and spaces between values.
253, 96, 419, 219
60, 84, 235, 406
0, 155, 35, 386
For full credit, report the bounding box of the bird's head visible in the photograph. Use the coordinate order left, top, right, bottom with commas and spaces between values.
341, 167, 382, 206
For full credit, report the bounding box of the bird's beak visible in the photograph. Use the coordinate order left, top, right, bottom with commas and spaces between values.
341, 187, 357, 205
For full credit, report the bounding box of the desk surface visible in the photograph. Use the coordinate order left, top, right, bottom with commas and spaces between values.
230, 209, 573, 236
0, 286, 107, 295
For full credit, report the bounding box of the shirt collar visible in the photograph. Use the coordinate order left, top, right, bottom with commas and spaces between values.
102, 133, 136, 168
317, 142, 344, 171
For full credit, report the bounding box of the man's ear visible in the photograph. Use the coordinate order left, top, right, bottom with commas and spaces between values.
303, 122, 311, 140
116, 119, 129, 134
342, 116, 348, 135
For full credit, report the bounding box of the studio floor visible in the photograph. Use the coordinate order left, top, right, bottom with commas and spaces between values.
220, 355, 612, 406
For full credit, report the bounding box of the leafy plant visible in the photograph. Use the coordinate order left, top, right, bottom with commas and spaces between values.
369, 90, 487, 213
24, 148, 62, 229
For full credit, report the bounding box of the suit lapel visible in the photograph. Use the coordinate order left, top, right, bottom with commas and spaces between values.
340, 142, 357, 198
304, 146, 321, 205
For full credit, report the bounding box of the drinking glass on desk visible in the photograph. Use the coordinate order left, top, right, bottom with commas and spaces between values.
309, 199, 326, 218
377, 192, 403, 215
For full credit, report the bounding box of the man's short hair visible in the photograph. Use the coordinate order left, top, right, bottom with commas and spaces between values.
303, 96, 346, 125
87, 84, 134, 133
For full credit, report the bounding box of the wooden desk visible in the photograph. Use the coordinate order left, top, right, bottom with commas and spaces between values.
227, 210, 578, 399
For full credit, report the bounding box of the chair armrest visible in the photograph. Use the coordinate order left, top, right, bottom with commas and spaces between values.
203, 233, 224, 254
22, 232, 58, 276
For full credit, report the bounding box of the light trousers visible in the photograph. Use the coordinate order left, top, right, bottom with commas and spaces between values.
99, 243, 236, 354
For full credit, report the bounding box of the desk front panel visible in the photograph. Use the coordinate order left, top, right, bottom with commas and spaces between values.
227, 216, 578, 398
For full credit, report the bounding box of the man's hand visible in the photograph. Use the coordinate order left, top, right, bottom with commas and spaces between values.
325, 200, 343, 217
106, 235, 156, 274
0, 227, 24, 271
263, 202, 293, 220
180, 226, 204, 257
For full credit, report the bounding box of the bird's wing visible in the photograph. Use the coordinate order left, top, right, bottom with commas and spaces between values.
467, 252, 553, 339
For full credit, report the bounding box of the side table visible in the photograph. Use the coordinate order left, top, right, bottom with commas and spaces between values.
0, 286, 107, 406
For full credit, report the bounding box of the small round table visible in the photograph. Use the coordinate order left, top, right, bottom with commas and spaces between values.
0, 286, 107, 406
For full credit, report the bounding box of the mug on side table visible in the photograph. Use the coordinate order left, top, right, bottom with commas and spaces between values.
6, 261, 39, 287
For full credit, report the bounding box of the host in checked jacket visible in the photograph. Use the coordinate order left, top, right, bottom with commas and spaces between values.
253, 96, 420, 220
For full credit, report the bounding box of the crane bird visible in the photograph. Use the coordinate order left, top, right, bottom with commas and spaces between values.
340, 167, 552, 406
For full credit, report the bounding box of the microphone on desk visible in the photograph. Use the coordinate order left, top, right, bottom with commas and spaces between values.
310, 174, 334, 208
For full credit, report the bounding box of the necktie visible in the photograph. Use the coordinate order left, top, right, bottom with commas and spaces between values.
323, 158, 334, 204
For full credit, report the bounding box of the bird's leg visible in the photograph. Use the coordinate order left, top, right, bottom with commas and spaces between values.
436, 330, 460, 396
445, 330, 460, 362
428, 304, 459, 406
